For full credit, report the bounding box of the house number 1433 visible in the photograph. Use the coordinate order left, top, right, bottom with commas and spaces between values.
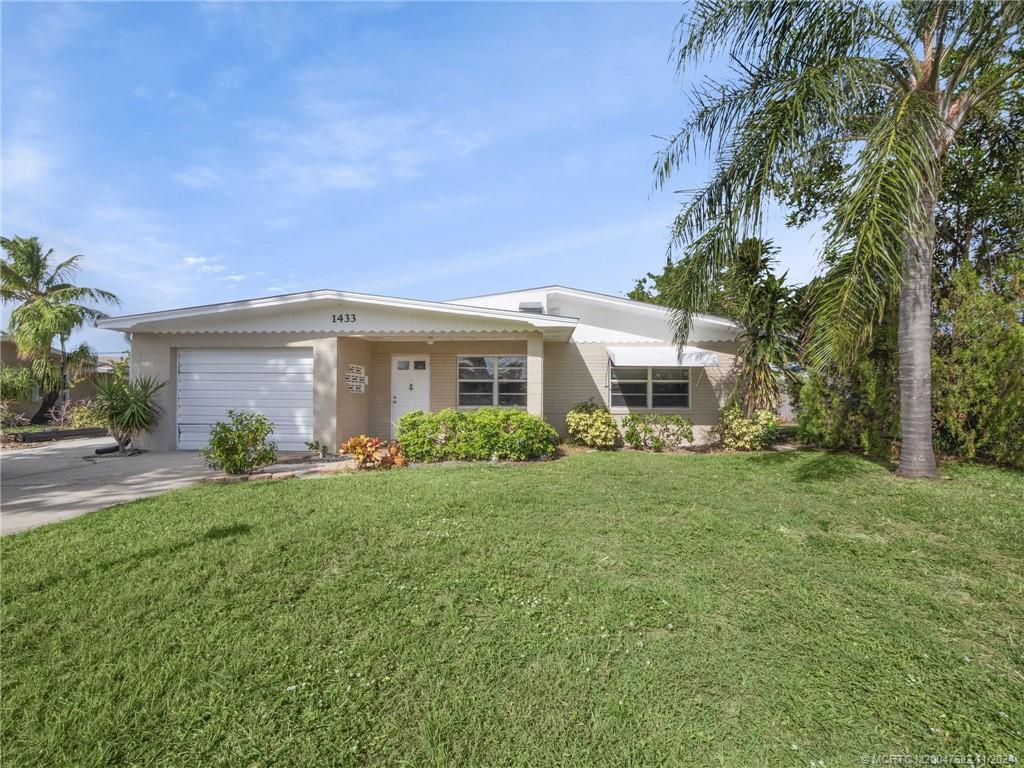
332, 313, 357, 323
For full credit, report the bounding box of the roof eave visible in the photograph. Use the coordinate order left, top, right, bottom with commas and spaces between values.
96, 289, 579, 333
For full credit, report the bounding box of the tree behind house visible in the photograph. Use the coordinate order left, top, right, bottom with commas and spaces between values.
655, 2, 1023, 478
0, 236, 119, 422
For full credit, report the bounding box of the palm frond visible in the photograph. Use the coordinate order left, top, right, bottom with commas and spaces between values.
808, 89, 945, 367
659, 50, 895, 343
64, 342, 98, 382
43, 254, 83, 288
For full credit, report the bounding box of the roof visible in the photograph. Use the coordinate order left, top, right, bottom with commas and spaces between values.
96, 289, 579, 337
449, 284, 739, 329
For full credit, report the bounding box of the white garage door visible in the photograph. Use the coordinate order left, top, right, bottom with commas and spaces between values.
177, 348, 314, 451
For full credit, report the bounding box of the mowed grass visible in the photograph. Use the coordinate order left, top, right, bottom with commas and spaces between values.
2, 451, 1022, 767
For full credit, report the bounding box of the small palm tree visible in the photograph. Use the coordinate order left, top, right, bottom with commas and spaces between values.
656, 2, 1022, 478
94, 361, 165, 454
1, 236, 119, 422
723, 240, 797, 415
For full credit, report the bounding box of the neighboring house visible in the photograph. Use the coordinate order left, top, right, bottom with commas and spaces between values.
96, 286, 739, 451
0, 333, 114, 419
0, 333, 41, 419
71, 354, 121, 401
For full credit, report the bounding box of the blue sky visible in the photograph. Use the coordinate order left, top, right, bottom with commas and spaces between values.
2, 2, 822, 353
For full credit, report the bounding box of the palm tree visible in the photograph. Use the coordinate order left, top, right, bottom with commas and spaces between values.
655, 2, 1022, 478
725, 241, 797, 415
1, 236, 119, 422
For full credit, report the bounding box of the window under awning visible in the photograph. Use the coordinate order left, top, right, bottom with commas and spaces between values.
606, 345, 719, 368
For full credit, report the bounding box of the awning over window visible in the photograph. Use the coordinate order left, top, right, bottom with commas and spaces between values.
606, 345, 719, 368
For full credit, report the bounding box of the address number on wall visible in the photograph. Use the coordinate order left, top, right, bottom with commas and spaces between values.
332, 313, 358, 323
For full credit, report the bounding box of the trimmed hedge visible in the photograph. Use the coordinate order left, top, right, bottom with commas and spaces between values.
397, 408, 558, 462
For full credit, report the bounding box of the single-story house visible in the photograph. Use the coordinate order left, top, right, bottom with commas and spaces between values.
96, 286, 739, 451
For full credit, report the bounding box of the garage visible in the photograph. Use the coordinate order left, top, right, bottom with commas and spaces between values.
176, 348, 314, 450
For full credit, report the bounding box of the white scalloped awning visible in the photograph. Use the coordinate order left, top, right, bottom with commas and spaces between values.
607, 345, 719, 368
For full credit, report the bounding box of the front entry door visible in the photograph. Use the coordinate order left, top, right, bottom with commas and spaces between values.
391, 356, 430, 436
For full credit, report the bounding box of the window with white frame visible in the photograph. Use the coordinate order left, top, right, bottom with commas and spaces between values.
458, 355, 527, 407
610, 366, 690, 408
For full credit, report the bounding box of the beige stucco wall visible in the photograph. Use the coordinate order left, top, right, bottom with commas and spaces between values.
128, 333, 535, 450
364, 339, 530, 439
129, 332, 331, 450
311, 338, 339, 449
128, 331, 736, 450
542, 340, 738, 444
338, 337, 372, 443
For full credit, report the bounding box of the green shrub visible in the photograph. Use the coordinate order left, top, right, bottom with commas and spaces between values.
933, 267, 1024, 468
397, 407, 557, 462
0, 365, 35, 404
717, 405, 779, 451
69, 399, 105, 429
795, 267, 1024, 469
621, 414, 694, 451
396, 409, 463, 462
201, 410, 278, 474
565, 401, 619, 449
794, 346, 900, 460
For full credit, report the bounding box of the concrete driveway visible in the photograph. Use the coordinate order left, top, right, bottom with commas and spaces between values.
1, 438, 213, 535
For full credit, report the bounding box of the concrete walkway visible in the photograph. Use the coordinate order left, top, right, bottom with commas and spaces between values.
1, 438, 213, 535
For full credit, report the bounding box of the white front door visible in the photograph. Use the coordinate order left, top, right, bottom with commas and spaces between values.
391, 356, 430, 436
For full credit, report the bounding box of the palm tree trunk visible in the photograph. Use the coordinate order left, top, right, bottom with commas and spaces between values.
896, 184, 940, 479
30, 390, 60, 424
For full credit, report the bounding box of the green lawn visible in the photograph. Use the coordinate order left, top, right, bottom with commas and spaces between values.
0, 424, 50, 434
2, 451, 1022, 766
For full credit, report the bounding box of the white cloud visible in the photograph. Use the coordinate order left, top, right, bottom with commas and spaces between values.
409, 193, 481, 215
163, 89, 207, 116
264, 281, 304, 294
27, 4, 96, 55
238, 85, 492, 194
358, 211, 676, 294
257, 159, 376, 191
197, 2, 297, 59
267, 215, 296, 230
222, 274, 248, 282
387, 149, 425, 179
213, 65, 245, 90
180, 256, 227, 274
2, 142, 56, 190
172, 166, 223, 188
